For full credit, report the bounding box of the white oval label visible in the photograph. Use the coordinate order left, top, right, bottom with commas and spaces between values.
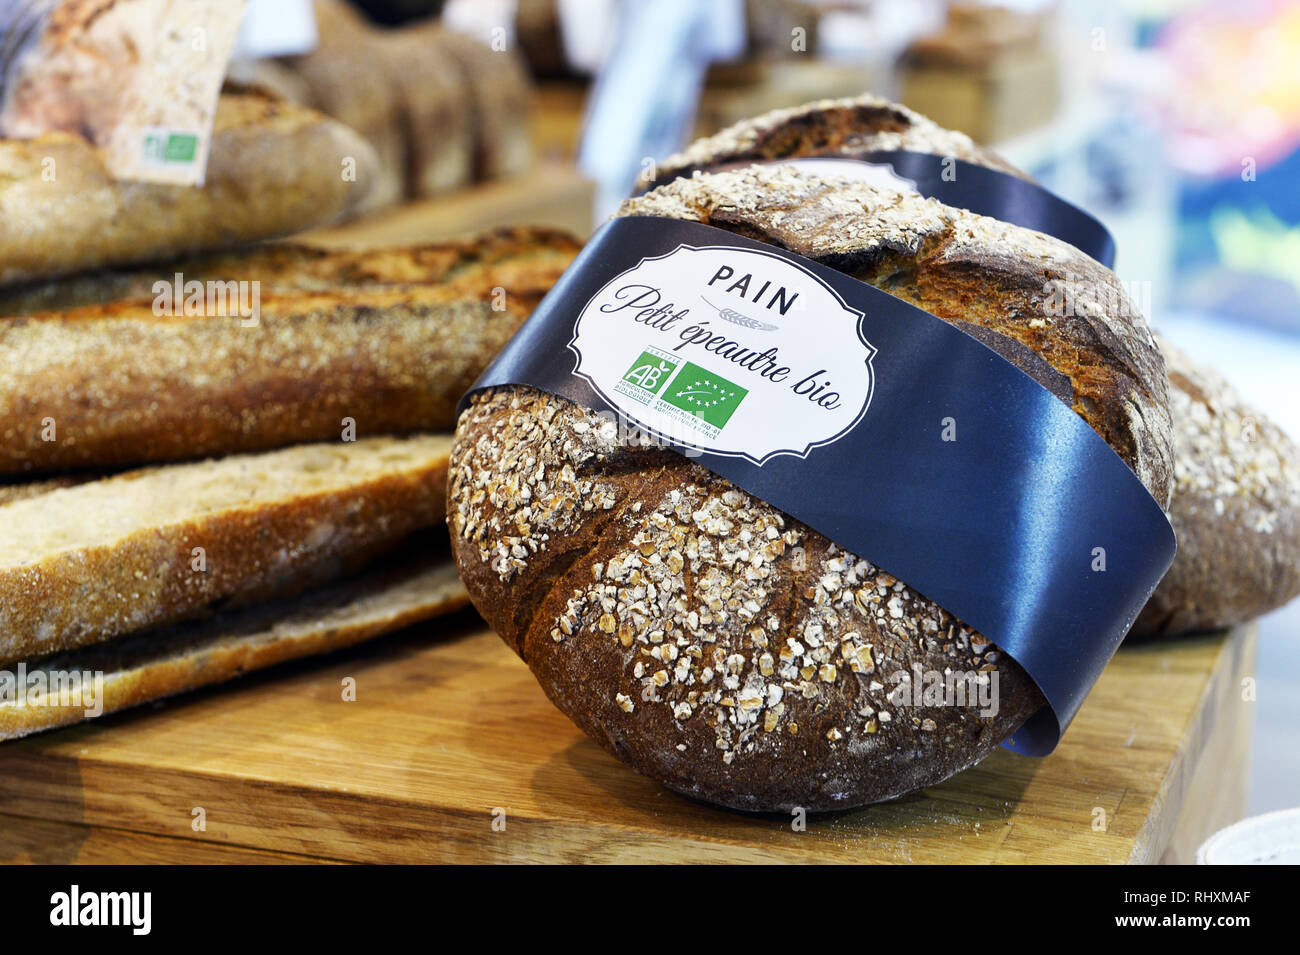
569, 243, 877, 464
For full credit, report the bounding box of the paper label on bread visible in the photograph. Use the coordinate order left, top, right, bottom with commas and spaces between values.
0, 0, 246, 185
570, 243, 876, 464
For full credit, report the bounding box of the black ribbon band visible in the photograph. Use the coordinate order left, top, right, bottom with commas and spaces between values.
461, 216, 1174, 755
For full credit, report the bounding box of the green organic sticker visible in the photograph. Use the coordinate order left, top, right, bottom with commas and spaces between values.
662, 362, 748, 428
144, 131, 198, 164
622, 351, 677, 394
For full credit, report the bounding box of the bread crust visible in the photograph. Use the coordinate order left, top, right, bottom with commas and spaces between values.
645, 93, 1028, 192
0, 229, 579, 473
0, 434, 452, 664
0, 88, 380, 286
1132, 336, 1300, 636
0, 539, 469, 741
450, 165, 1174, 810
0, 225, 580, 315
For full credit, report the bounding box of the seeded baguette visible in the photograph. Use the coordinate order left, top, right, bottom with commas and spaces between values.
1132, 335, 1300, 636
0, 434, 452, 665
0, 230, 579, 474
0, 536, 469, 741
0, 88, 380, 287
450, 164, 1174, 811
645, 93, 1028, 192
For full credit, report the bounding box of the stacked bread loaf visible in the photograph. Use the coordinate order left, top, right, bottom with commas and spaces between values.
450, 94, 1299, 811
279, 0, 533, 209
0, 225, 580, 740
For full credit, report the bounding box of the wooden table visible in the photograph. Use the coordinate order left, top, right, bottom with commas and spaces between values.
0, 613, 1254, 864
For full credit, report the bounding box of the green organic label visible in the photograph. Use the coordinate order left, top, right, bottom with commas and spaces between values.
662, 362, 748, 428
144, 131, 198, 164
622, 351, 677, 395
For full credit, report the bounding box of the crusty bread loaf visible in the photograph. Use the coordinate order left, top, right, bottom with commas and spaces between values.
0, 537, 469, 741
645, 92, 1028, 192
0, 434, 452, 665
449, 164, 1174, 811
386, 23, 476, 197
0, 229, 579, 474
1132, 335, 1300, 636
287, 1, 406, 212
665, 94, 1300, 639
0, 225, 581, 316
0, 87, 380, 286
424, 25, 533, 181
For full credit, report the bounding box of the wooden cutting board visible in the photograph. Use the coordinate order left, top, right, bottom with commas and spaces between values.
0, 612, 1254, 864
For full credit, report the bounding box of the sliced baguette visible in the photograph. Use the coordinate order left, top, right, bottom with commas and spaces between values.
0, 229, 578, 475
0, 225, 581, 316
0, 87, 380, 287
0, 540, 470, 741
0, 434, 452, 664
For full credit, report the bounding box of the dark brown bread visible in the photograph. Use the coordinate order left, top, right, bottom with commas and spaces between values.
645, 93, 1028, 192
450, 164, 1174, 811
1132, 335, 1300, 636
0, 88, 379, 286
0, 229, 579, 474
0, 535, 469, 741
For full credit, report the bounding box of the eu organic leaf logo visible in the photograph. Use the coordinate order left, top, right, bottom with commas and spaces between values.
662, 362, 747, 428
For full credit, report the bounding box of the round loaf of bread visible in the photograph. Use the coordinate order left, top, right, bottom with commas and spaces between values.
662, 93, 1300, 639
1132, 335, 1300, 636
645, 93, 1029, 192
450, 165, 1174, 810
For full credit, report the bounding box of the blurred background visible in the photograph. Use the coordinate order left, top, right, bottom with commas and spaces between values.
244, 0, 1300, 812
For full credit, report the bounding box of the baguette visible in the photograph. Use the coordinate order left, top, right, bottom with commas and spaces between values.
450, 164, 1174, 811
0, 87, 380, 287
0, 539, 470, 741
0, 230, 580, 474
1131, 335, 1300, 636
0, 434, 452, 665
0, 225, 580, 316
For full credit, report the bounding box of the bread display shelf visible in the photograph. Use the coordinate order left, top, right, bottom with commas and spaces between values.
0, 617, 1253, 864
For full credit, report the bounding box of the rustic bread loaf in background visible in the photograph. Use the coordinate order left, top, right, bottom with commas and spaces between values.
423, 24, 534, 182
450, 164, 1174, 810
0, 228, 579, 474
0, 532, 469, 741
0, 87, 379, 286
0, 434, 452, 666
645, 92, 1028, 191
1131, 334, 1300, 636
